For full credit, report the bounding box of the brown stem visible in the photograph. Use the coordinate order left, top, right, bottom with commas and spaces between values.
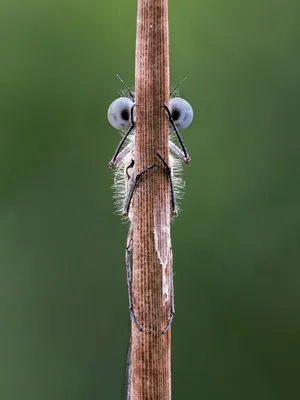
130, 0, 171, 399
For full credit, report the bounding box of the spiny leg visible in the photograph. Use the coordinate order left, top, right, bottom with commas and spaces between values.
156, 152, 177, 216
126, 225, 143, 332
169, 140, 190, 163
109, 104, 135, 168
163, 103, 191, 164
111, 141, 134, 167
123, 164, 157, 217
162, 248, 175, 334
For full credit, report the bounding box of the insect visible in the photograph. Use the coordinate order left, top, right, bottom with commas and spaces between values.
108, 75, 193, 211
107, 76, 193, 399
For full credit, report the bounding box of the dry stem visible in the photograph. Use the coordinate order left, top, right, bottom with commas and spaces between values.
131, 0, 171, 399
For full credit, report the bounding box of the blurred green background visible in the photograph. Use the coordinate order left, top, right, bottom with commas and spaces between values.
1, 0, 300, 399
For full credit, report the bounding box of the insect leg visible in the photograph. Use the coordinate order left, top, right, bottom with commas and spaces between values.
109, 105, 135, 168
156, 152, 177, 216
162, 248, 175, 334
123, 164, 157, 216
163, 103, 191, 164
169, 140, 190, 163
112, 142, 134, 167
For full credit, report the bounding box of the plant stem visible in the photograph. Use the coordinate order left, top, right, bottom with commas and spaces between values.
131, 0, 171, 399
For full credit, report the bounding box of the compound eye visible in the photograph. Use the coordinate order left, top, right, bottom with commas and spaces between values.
107, 97, 134, 130
169, 97, 193, 129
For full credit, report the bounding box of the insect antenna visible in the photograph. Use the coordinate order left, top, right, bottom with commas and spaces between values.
170, 77, 187, 97
116, 74, 135, 101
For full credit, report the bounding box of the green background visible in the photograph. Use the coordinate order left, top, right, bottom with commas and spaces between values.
1, 0, 299, 399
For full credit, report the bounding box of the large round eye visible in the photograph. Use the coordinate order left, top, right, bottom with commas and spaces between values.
107, 97, 134, 130
169, 97, 193, 129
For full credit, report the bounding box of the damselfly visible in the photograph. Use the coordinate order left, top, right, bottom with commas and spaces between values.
107, 76, 193, 398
